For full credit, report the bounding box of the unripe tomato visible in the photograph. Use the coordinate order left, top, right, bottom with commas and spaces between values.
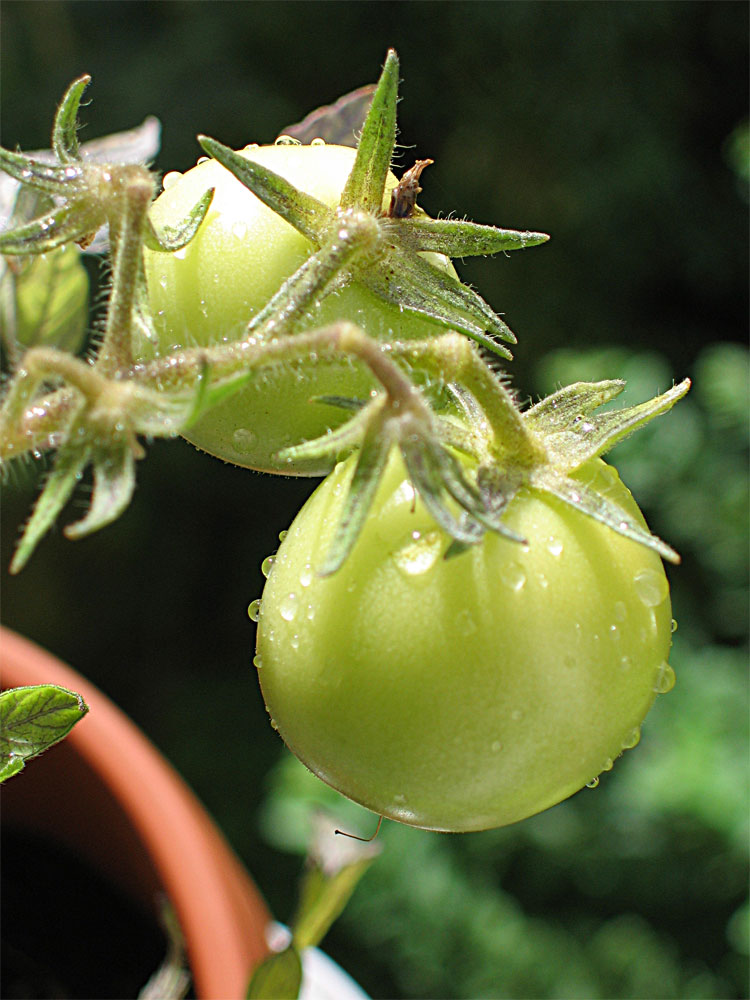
255, 450, 675, 832
143, 144, 456, 473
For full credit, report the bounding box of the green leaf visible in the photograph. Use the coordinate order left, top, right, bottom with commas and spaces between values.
52, 75, 90, 163
246, 946, 302, 1000
0, 684, 89, 782
340, 48, 400, 213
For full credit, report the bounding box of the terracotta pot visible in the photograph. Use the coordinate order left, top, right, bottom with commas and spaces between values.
0, 626, 271, 999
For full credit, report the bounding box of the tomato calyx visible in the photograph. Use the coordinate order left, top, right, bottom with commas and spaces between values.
197, 49, 548, 358
278, 331, 691, 570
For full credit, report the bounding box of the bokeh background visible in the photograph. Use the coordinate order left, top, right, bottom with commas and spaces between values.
2, 3, 748, 998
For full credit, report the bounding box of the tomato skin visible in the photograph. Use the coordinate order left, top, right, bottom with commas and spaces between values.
143, 144, 455, 473
255, 450, 674, 832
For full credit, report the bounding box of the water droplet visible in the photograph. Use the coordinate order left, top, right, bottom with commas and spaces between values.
633, 568, 669, 607
290, 634, 299, 650
671, 618, 678, 633
231, 220, 247, 240
243, 143, 259, 151
174, 247, 187, 260
232, 427, 257, 453
305, 603, 315, 621
586, 776, 600, 789
393, 793, 407, 805
196, 155, 209, 164
158, 274, 168, 290
311, 137, 326, 146
299, 563, 313, 588
501, 561, 526, 591
620, 654, 633, 671
601, 757, 614, 772
261, 554, 275, 578
511, 709, 524, 722
278, 529, 288, 543
538, 572, 549, 589
269, 718, 279, 731
622, 726, 641, 749
394, 530, 442, 577
275, 134, 301, 146
247, 599, 262, 622
162, 170, 182, 190
546, 536, 564, 557
253, 653, 263, 670
609, 624, 620, 641
653, 661, 676, 693
279, 592, 299, 622
613, 601, 627, 622
491, 740, 503, 753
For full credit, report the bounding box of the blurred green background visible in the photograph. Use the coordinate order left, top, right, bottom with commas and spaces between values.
1, 3, 747, 998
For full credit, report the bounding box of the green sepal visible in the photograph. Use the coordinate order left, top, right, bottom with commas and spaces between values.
534, 467, 681, 564
524, 379, 626, 433
52, 75, 90, 163
144, 187, 214, 252
0, 145, 83, 195
339, 48, 399, 213
363, 248, 515, 357
198, 136, 332, 244
10, 417, 90, 574
319, 411, 393, 576
405, 217, 550, 257
0, 684, 89, 783
530, 378, 692, 471
64, 438, 137, 540
0, 203, 91, 255
276, 397, 380, 471
246, 946, 302, 1000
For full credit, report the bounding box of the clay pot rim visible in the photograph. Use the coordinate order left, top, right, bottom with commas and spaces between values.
0, 625, 270, 999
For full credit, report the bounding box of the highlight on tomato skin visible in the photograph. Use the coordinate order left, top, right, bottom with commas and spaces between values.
142, 143, 458, 474
254, 449, 676, 833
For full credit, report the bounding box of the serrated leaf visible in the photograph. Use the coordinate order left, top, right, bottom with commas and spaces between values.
340, 49, 399, 213
0, 684, 88, 782
246, 946, 302, 1000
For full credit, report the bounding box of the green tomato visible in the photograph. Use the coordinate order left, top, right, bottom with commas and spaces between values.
143, 144, 456, 473
255, 450, 675, 832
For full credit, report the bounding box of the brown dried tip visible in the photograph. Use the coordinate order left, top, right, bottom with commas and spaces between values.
388, 158, 434, 219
